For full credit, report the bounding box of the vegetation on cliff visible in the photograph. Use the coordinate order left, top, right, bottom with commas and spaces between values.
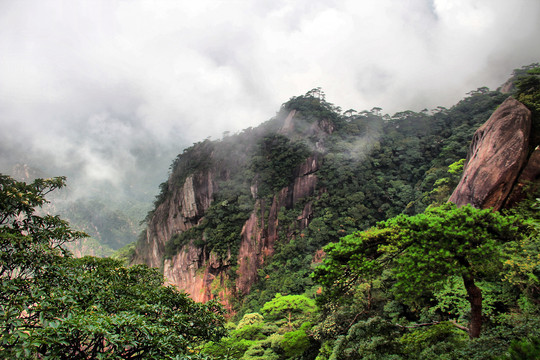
4, 65, 540, 359
182, 64, 540, 359
238, 84, 508, 314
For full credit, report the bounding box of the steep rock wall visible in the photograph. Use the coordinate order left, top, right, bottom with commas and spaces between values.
236, 154, 321, 296
159, 154, 321, 309
163, 244, 233, 311
132, 171, 216, 267
449, 97, 533, 210
133, 109, 328, 311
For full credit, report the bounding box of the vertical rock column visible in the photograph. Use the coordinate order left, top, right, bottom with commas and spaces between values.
449, 97, 532, 210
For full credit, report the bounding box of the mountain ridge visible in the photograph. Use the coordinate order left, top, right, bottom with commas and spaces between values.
132, 82, 522, 313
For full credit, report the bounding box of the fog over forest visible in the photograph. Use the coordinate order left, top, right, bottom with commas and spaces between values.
1, 0, 539, 201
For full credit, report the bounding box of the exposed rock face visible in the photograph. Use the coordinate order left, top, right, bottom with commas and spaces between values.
505, 147, 540, 207
499, 78, 515, 94
141, 154, 321, 310
236, 155, 321, 296
163, 244, 233, 312
131, 171, 216, 268
280, 110, 297, 134
449, 97, 532, 210
133, 108, 328, 311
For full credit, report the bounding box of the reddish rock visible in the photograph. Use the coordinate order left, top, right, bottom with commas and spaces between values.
449, 97, 532, 210
236, 201, 266, 296
137, 152, 322, 310
163, 245, 234, 313
236, 155, 321, 296
280, 110, 297, 134
133, 109, 330, 312
131, 171, 216, 268
297, 202, 314, 230
505, 147, 540, 207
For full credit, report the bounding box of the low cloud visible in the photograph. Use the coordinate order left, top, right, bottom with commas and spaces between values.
0, 0, 539, 200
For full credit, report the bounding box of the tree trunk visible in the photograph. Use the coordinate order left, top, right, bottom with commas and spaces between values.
462, 274, 482, 338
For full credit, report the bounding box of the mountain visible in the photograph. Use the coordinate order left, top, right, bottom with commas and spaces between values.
132, 80, 527, 313
3, 64, 539, 359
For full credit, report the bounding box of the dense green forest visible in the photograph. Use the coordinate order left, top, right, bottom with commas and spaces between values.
0, 175, 225, 359
147, 65, 540, 359
2, 65, 540, 358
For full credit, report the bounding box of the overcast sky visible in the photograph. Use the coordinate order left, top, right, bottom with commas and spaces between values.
1, 0, 539, 200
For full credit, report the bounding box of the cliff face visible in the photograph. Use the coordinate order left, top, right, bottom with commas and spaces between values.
132, 170, 216, 268
236, 154, 320, 296
133, 109, 329, 311
449, 97, 534, 210
134, 90, 531, 312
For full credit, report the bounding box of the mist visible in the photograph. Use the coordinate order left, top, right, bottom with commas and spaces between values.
1, 0, 539, 201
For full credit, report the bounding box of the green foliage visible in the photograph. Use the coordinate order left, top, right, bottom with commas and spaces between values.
425, 159, 465, 205
502, 337, 540, 359
285, 88, 342, 124
171, 139, 216, 188
234, 323, 279, 341
147, 86, 507, 323
111, 240, 137, 265
316, 203, 516, 293
399, 322, 468, 358
235, 87, 506, 322
430, 276, 506, 321
501, 195, 540, 314
204, 295, 318, 360
204, 337, 255, 359
514, 64, 540, 148
202, 194, 253, 260
237, 313, 265, 329
328, 316, 404, 360
314, 203, 519, 338
0, 175, 225, 359
242, 338, 281, 360
165, 226, 204, 259
0, 174, 86, 358
140, 83, 524, 357
251, 134, 310, 198
281, 325, 311, 358
261, 294, 317, 330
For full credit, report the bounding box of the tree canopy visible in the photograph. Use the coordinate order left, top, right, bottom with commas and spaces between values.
314, 203, 519, 338
0, 174, 225, 359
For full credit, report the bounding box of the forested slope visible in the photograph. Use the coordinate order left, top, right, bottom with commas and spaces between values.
2, 64, 539, 359
133, 81, 507, 306
130, 64, 540, 359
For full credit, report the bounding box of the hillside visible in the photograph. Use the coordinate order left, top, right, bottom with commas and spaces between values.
128, 64, 540, 359
2, 64, 539, 359
133, 85, 509, 310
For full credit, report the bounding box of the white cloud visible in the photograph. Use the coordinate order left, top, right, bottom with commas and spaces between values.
0, 0, 539, 198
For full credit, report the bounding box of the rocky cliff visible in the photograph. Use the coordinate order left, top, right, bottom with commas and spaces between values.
236, 154, 321, 296
132, 170, 217, 268
449, 97, 536, 209
132, 107, 331, 311
133, 85, 529, 312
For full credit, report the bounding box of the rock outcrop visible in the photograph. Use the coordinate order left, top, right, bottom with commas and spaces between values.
505, 147, 540, 207
133, 109, 328, 311
131, 171, 217, 268
449, 97, 533, 210
236, 155, 320, 296
163, 244, 232, 311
